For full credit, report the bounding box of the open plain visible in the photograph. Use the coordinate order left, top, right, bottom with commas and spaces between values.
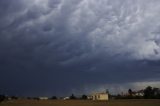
0, 99, 160, 106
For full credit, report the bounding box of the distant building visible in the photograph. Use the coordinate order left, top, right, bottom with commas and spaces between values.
134, 90, 144, 97
38, 97, 48, 100
87, 95, 92, 100
91, 92, 109, 101
63, 97, 70, 100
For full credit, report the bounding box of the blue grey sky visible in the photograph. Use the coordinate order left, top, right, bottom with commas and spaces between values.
0, 0, 160, 97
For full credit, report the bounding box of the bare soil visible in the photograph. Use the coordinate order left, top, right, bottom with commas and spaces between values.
0, 99, 160, 106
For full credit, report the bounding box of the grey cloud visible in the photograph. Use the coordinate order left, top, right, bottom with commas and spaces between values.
0, 0, 160, 96
67, 0, 160, 60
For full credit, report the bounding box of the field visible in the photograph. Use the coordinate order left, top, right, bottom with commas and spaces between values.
0, 99, 160, 106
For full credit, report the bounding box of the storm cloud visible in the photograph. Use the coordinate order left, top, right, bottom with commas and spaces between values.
0, 0, 160, 96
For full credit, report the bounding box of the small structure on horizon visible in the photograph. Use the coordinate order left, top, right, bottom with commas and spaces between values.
92, 93, 109, 101
91, 90, 109, 101
38, 97, 48, 100
63, 97, 70, 100
132, 90, 144, 97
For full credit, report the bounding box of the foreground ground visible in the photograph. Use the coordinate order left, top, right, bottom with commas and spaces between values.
0, 99, 160, 106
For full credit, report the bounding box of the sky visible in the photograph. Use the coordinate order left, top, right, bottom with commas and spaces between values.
0, 0, 160, 97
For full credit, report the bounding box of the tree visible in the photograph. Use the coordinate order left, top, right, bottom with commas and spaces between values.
11, 96, 18, 100
81, 95, 87, 100
70, 94, 76, 99
144, 86, 153, 99
51, 96, 57, 100
0, 95, 5, 102
152, 88, 160, 99
128, 89, 133, 96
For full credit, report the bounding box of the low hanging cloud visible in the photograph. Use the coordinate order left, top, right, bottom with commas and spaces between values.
1, 0, 160, 61
68, 0, 160, 60
0, 0, 160, 96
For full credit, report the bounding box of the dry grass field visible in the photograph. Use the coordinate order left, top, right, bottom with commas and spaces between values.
0, 99, 160, 106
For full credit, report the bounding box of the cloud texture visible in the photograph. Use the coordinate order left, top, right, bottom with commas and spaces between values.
0, 0, 160, 96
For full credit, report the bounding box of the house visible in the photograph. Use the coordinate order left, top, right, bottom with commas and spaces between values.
38, 97, 48, 100
63, 97, 70, 100
134, 90, 144, 97
87, 95, 92, 100
92, 92, 109, 101
126, 89, 144, 97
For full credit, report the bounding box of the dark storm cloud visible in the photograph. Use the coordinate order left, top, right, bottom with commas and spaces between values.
0, 0, 160, 96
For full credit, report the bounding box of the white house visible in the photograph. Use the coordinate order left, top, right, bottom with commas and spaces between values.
134, 90, 144, 97
63, 97, 70, 100
38, 97, 48, 100
92, 92, 109, 101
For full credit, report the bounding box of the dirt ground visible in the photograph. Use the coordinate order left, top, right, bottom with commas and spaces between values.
0, 99, 160, 106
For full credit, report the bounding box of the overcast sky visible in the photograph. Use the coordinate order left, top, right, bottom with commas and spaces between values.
0, 0, 160, 97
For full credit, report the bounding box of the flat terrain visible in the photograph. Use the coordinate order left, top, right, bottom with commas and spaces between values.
0, 99, 160, 106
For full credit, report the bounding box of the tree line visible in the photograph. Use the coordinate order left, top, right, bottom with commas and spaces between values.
1, 86, 160, 102
0, 94, 88, 102
114, 86, 160, 99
